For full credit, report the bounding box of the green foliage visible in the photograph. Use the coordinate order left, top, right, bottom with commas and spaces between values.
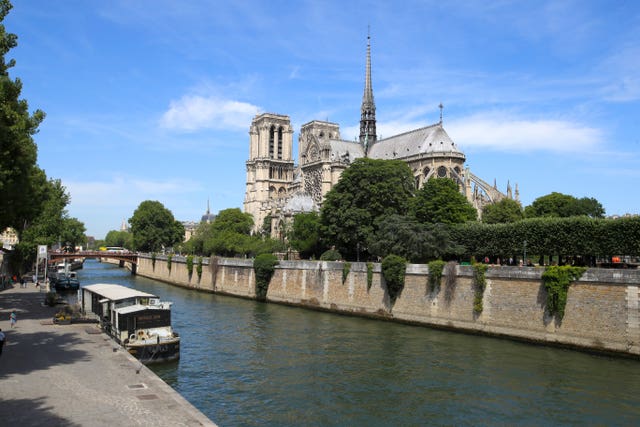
186, 255, 194, 277
411, 178, 477, 225
211, 208, 253, 235
151, 252, 156, 269
320, 158, 415, 259
366, 262, 374, 290
129, 200, 183, 252
381, 254, 407, 303
253, 253, 279, 301
525, 192, 605, 219
342, 262, 351, 284
428, 260, 446, 292
104, 230, 132, 249
261, 214, 272, 236
482, 199, 524, 224
289, 212, 325, 259
167, 254, 172, 271
196, 257, 203, 280
472, 263, 488, 313
320, 249, 342, 261
0, 0, 47, 233
369, 214, 463, 263
542, 265, 586, 319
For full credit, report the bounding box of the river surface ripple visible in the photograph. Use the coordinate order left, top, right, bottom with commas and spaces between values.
77, 260, 640, 426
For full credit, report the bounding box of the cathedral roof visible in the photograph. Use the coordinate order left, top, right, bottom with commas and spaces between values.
327, 139, 365, 163
367, 123, 464, 160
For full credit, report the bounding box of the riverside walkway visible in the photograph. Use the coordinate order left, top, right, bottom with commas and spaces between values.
0, 284, 216, 426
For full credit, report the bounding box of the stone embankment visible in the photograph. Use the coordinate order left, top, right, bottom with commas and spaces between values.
134, 255, 640, 358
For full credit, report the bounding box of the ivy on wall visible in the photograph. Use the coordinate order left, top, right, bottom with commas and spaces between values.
151, 252, 156, 270
167, 254, 173, 272
473, 263, 488, 314
186, 255, 194, 277
196, 257, 203, 281
427, 260, 446, 293
366, 262, 374, 290
542, 265, 586, 319
342, 262, 351, 284
254, 254, 279, 301
382, 254, 407, 303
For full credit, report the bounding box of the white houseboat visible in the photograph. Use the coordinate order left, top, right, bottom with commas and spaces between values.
81, 283, 180, 364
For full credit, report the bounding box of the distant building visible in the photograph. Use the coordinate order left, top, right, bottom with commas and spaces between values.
244, 35, 518, 236
182, 200, 217, 242
1, 227, 18, 250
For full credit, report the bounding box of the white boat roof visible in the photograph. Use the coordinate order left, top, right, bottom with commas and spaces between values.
115, 304, 167, 314
83, 283, 157, 301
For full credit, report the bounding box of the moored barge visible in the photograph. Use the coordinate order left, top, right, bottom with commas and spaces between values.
81, 283, 180, 364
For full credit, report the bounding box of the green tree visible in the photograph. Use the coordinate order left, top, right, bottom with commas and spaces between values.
524, 192, 605, 218
211, 208, 253, 235
368, 214, 462, 263
482, 198, 524, 224
288, 212, 324, 259
320, 158, 415, 259
411, 178, 477, 225
60, 217, 87, 249
129, 200, 184, 252
104, 230, 133, 249
0, 0, 47, 232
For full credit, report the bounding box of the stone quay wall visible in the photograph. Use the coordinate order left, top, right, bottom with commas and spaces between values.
134, 255, 640, 357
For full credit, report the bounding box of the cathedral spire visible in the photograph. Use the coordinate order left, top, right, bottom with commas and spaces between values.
359, 29, 377, 150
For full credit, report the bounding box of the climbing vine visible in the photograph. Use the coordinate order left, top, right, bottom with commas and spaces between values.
382, 254, 407, 303
342, 262, 351, 284
196, 257, 203, 280
473, 263, 488, 314
366, 262, 374, 290
186, 255, 194, 277
254, 253, 279, 301
151, 252, 156, 270
542, 265, 586, 319
167, 254, 172, 272
428, 260, 446, 292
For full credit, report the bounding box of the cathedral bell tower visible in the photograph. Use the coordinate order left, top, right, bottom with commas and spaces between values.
359, 33, 377, 153
244, 113, 294, 232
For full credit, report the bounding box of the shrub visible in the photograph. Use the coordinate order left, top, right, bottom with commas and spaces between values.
320, 249, 342, 261
381, 254, 407, 303
151, 252, 156, 269
427, 260, 446, 292
253, 253, 279, 301
366, 262, 374, 290
342, 262, 351, 284
167, 254, 173, 271
44, 291, 57, 307
542, 265, 586, 319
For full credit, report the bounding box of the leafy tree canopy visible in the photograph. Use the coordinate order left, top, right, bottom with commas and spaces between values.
211, 208, 253, 235
0, 0, 47, 231
129, 200, 184, 252
104, 229, 133, 249
320, 158, 415, 259
482, 198, 524, 224
410, 178, 477, 225
524, 192, 605, 219
369, 214, 463, 263
288, 212, 325, 259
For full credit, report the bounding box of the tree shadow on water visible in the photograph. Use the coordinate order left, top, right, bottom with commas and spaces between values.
0, 397, 81, 426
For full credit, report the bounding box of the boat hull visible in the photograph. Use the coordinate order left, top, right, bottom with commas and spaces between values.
126, 338, 180, 364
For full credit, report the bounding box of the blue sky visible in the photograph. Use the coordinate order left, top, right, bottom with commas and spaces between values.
6, 0, 640, 239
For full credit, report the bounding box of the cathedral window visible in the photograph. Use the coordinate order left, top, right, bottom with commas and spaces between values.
277, 127, 283, 160
269, 126, 275, 158
437, 166, 447, 178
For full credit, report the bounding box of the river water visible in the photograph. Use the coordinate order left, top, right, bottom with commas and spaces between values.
76, 259, 640, 426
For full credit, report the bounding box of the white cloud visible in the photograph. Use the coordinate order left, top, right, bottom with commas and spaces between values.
447, 113, 602, 153
160, 95, 260, 132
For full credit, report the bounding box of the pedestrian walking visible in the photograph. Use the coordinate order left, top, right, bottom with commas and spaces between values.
0, 328, 5, 357
9, 310, 17, 328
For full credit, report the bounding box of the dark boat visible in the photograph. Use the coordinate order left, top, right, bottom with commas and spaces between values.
80, 283, 180, 364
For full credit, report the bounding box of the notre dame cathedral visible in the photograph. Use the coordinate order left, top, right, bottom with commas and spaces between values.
244, 36, 518, 236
